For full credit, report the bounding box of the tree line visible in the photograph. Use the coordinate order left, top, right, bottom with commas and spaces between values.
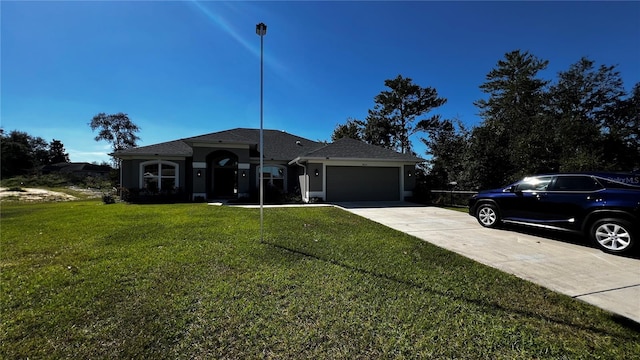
3, 50, 637, 190
333, 50, 639, 190
1, 112, 141, 179
0, 130, 70, 178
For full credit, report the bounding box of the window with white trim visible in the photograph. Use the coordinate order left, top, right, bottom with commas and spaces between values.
140, 160, 179, 191
258, 165, 285, 191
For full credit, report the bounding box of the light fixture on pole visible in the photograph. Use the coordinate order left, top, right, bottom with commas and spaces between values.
256, 22, 267, 242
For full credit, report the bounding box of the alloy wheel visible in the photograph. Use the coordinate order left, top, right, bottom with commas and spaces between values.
594, 223, 631, 252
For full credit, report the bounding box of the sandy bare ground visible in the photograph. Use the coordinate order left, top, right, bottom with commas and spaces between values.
0, 187, 103, 202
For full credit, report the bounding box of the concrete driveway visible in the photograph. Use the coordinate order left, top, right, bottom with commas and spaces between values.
337, 202, 640, 324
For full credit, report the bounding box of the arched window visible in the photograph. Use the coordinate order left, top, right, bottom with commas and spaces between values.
140, 160, 179, 191
258, 165, 285, 191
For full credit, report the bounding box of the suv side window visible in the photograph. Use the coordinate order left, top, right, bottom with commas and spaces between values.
548, 176, 602, 191
514, 176, 553, 191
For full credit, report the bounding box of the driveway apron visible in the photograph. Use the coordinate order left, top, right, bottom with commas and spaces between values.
337, 202, 640, 324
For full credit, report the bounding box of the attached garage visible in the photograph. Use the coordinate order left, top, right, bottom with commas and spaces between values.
289, 138, 423, 203
326, 166, 400, 202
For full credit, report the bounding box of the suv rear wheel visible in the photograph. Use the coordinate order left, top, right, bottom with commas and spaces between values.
476, 203, 500, 228
590, 218, 636, 254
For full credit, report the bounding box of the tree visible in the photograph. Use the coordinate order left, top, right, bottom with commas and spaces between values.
0, 130, 48, 177
49, 139, 70, 163
463, 125, 512, 189
361, 110, 395, 149
331, 75, 447, 154
472, 50, 551, 187
422, 118, 470, 189
547, 57, 626, 171
370, 75, 447, 154
331, 117, 363, 141
89, 112, 140, 166
31, 136, 50, 167
603, 82, 640, 170
466, 52, 637, 189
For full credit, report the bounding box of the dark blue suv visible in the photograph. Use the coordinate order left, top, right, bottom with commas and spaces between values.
468, 173, 640, 255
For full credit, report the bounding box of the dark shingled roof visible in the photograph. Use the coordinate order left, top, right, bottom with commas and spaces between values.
297, 138, 424, 162
115, 128, 323, 160
114, 128, 423, 163
114, 140, 193, 157
41, 162, 113, 173
185, 128, 324, 160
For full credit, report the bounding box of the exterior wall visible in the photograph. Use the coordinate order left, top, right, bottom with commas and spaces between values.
404, 165, 416, 191
120, 159, 137, 189
247, 161, 292, 195
192, 145, 251, 199
308, 162, 323, 191
237, 163, 251, 197
192, 164, 206, 198
120, 158, 187, 190
119, 141, 420, 202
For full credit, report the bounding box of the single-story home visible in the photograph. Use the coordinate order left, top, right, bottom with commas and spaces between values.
114, 128, 423, 202
40, 162, 112, 178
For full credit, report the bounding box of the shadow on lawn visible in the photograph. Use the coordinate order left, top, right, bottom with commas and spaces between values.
261, 238, 640, 336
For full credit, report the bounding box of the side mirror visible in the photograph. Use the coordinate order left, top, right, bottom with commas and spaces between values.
505, 185, 521, 194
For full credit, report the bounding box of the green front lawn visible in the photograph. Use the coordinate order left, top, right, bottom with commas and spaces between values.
1, 201, 638, 359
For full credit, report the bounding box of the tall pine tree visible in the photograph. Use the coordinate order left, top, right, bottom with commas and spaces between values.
472, 50, 550, 186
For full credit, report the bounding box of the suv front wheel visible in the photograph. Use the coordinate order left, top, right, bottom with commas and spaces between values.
590, 218, 636, 254
476, 203, 500, 228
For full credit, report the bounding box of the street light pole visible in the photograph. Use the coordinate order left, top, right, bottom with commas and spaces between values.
256, 22, 267, 242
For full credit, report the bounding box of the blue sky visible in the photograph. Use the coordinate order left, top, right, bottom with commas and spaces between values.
2, 1, 639, 164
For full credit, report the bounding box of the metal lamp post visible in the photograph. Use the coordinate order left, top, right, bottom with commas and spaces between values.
256, 22, 267, 242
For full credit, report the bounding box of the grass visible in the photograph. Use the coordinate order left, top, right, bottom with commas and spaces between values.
1, 201, 639, 359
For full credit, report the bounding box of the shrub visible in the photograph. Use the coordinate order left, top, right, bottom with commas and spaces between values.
119, 187, 188, 204
193, 196, 206, 203
0, 173, 115, 190
102, 193, 116, 204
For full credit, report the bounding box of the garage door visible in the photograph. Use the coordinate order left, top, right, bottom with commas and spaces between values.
326, 166, 400, 202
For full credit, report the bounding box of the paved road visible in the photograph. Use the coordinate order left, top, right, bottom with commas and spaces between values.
337, 202, 640, 324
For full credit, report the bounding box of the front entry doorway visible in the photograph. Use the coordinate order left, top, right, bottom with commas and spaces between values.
207, 151, 238, 199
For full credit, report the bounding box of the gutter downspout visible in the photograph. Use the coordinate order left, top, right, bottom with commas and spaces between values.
293, 159, 309, 203
119, 160, 122, 198
111, 152, 122, 198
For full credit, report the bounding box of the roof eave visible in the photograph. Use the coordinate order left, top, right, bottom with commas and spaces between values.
115, 153, 191, 160
290, 156, 425, 164
182, 139, 255, 147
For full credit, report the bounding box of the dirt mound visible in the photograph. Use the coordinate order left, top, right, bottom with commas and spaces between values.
0, 187, 78, 202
